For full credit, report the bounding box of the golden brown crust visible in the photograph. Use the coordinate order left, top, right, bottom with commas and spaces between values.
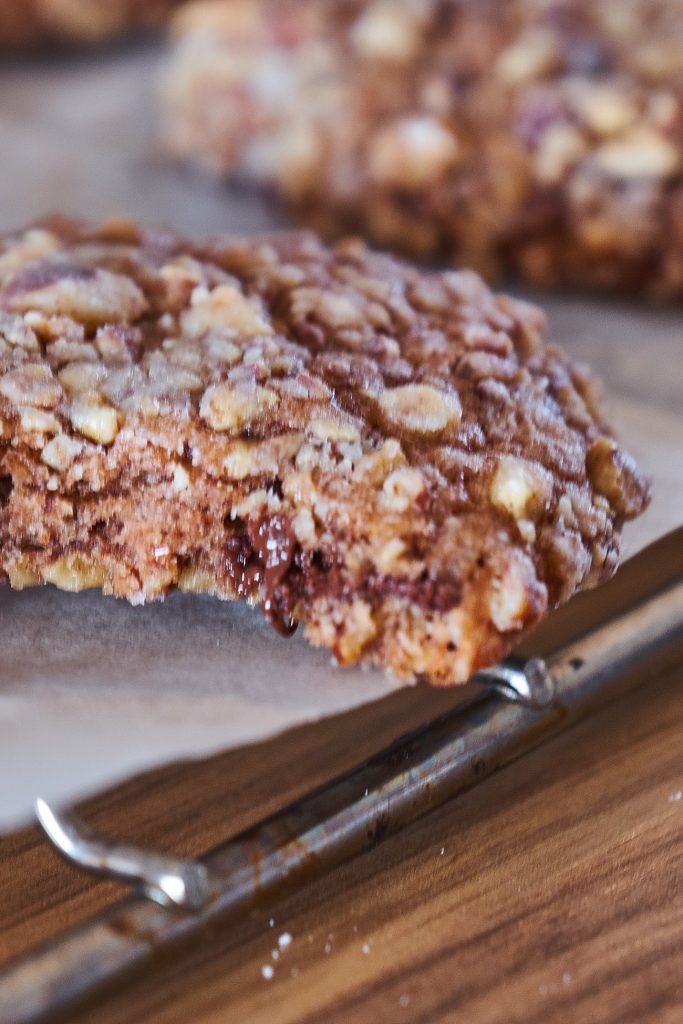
0, 217, 649, 684
163, 0, 683, 298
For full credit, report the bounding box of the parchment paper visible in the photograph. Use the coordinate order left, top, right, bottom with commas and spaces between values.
0, 44, 681, 829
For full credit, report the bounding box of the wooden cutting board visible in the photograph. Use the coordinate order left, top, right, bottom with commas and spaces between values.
0, 42, 681, 1024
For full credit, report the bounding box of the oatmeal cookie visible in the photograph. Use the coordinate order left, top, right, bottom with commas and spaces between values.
163, 0, 683, 298
0, 217, 649, 684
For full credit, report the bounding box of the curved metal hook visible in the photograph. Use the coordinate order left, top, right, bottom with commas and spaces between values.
33, 657, 553, 915
472, 655, 555, 709
35, 798, 210, 912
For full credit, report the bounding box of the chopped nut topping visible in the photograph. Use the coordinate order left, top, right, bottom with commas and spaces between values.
335, 600, 377, 664
575, 85, 638, 137
183, 283, 272, 337
369, 116, 460, 188
595, 129, 679, 179
58, 361, 106, 396
0, 311, 39, 351
178, 566, 218, 594
46, 340, 99, 369
350, 2, 422, 62
200, 380, 278, 432
0, 364, 63, 409
172, 463, 190, 491
307, 418, 360, 443
222, 439, 260, 479
488, 562, 532, 632
375, 537, 408, 574
6, 559, 41, 589
291, 287, 364, 329
3, 264, 147, 328
377, 384, 462, 437
20, 407, 61, 435
534, 125, 586, 185
292, 507, 317, 546
490, 456, 553, 521
382, 467, 425, 512
41, 433, 85, 471
204, 333, 242, 365
495, 28, 559, 84
41, 556, 107, 593
69, 399, 120, 445
586, 435, 646, 516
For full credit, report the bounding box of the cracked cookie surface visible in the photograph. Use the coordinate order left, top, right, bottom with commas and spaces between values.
0, 218, 649, 685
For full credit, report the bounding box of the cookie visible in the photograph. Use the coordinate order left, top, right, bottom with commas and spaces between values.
0, 217, 649, 684
163, 0, 683, 298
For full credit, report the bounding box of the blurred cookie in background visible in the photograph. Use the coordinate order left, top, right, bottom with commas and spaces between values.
1, 0, 182, 47
162, 0, 683, 299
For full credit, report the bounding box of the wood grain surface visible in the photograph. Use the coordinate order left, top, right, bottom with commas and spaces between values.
0, 42, 682, 1024
1, 637, 681, 1024
69, 662, 683, 1024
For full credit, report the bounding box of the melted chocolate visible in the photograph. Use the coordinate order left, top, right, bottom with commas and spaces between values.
248, 515, 297, 636
222, 513, 462, 638
0, 475, 12, 507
